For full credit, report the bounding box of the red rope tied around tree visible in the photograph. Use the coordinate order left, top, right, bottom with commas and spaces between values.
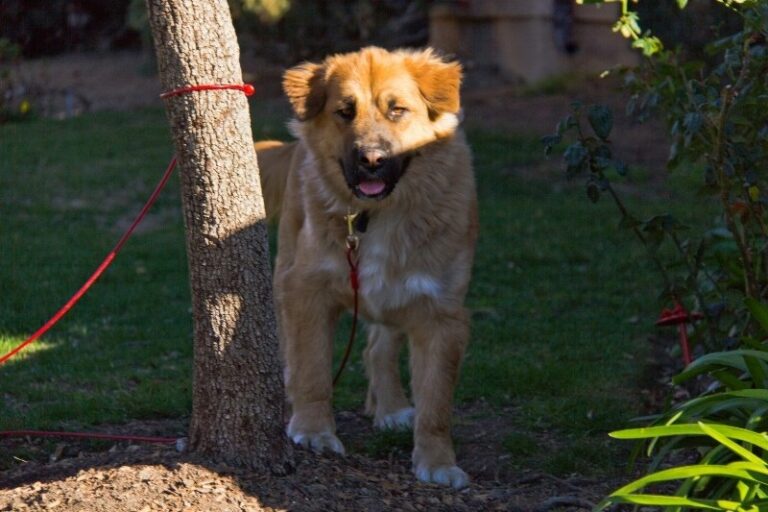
0, 83, 254, 446
160, 83, 255, 99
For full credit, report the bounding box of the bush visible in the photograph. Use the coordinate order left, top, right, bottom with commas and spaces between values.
230, 0, 430, 63
549, 1, 768, 509
0, 0, 135, 57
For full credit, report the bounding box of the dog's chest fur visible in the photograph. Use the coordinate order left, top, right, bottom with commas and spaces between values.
354, 212, 443, 319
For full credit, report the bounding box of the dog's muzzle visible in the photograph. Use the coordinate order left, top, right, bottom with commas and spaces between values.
341, 145, 411, 200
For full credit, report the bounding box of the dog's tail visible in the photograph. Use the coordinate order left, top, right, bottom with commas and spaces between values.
255, 140, 295, 221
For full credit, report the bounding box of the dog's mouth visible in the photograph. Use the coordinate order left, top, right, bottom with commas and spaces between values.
339, 154, 412, 201
356, 178, 387, 198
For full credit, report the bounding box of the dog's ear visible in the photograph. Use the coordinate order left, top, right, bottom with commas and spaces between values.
283, 62, 326, 121
406, 49, 462, 118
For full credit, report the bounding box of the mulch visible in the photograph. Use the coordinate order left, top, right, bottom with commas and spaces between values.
0, 440, 603, 512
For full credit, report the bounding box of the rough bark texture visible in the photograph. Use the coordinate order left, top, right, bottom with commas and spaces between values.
145, 0, 292, 473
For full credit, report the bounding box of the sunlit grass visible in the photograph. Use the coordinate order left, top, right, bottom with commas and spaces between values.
0, 335, 57, 362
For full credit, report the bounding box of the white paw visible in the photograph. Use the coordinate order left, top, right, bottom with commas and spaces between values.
374, 407, 414, 430
415, 464, 469, 489
289, 431, 345, 455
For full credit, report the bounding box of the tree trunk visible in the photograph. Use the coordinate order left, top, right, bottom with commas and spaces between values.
145, 0, 292, 473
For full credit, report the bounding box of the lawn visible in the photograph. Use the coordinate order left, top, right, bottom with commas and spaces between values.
0, 103, 682, 476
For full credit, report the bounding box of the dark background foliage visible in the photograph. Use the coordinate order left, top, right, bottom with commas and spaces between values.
0, 0, 743, 66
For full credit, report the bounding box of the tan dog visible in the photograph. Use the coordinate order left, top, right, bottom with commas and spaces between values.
255, 47, 477, 488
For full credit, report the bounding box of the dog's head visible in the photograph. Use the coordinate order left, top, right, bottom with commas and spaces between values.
283, 47, 463, 202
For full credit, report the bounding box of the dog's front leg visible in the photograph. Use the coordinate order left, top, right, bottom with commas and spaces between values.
280, 274, 344, 454
364, 324, 413, 429
408, 308, 470, 489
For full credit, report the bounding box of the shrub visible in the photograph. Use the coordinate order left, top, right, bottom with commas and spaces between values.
548, 1, 768, 509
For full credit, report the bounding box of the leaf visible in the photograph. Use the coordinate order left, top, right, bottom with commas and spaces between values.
745, 298, 768, 335
601, 493, 728, 510
613, 159, 628, 176
698, 422, 766, 466
677, 0, 689, 8
674, 350, 768, 386
610, 423, 768, 452
666, 390, 768, 423
744, 355, 767, 389
683, 112, 704, 145
607, 463, 768, 498
712, 368, 749, 390
594, 156, 612, 170
556, 115, 574, 136
564, 142, 588, 167
632, 36, 665, 57
588, 105, 614, 140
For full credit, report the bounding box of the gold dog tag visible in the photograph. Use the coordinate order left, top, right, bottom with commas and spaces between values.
344, 210, 360, 251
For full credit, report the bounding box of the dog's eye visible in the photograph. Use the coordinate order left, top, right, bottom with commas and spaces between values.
388, 106, 408, 121
335, 105, 355, 121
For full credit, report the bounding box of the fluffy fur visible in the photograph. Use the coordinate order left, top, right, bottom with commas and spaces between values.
255, 47, 478, 489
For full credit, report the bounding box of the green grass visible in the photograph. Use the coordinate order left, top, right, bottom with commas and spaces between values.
0, 104, 702, 476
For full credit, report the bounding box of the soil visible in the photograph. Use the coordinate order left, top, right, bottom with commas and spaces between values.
2, 51, 671, 511
0, 410, 618, 512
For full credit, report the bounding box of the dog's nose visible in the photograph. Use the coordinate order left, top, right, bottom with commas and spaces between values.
357, 147, 387, 170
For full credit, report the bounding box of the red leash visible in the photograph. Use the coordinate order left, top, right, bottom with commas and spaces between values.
333, 244, 360, 387
0, 82, 254, 366
0, 430, 177, 444
0, 157, 178, 366
0, 82, 253, 446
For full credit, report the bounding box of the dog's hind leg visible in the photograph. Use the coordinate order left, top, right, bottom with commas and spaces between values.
408, 308, 470, 489
364, 324, 413, 430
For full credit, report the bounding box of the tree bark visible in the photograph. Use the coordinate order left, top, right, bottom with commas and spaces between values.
145, 0, 292, 473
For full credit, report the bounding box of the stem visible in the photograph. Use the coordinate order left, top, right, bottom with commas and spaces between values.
598, 167, 676, 298
574, 112, 676, 298
670, 232, 721, 347
715, 90, 756, 298
713, 38, 759, 300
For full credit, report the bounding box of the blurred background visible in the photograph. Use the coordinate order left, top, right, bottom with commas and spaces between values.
0, 0, 740, 120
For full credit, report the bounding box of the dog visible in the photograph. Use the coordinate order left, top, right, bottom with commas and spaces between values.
255, 46, 477, 488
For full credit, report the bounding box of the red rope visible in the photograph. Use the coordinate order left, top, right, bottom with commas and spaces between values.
0, 82, 254, 447
0, 430, 177, 444
0, 157, 178, 366
1, 83, 255, 366
333, 246, 360, 387
160, 83, 255, 99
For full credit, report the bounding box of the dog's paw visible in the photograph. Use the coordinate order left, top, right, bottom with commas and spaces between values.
374, 407, 414, 431
414, 464, 469, 489
289, 431, 345, 455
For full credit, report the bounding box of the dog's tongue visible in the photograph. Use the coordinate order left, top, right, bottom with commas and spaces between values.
359, 179, 386, 196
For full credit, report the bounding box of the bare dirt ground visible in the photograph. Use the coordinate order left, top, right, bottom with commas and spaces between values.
1, 410, 614, 512
1, 51, 668, 511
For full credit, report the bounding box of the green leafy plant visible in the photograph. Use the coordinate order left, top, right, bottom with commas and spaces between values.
549, 1, 768, 510
547, 2, 768, 355
597, 303, 768, 510
600, 422, 768, 510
